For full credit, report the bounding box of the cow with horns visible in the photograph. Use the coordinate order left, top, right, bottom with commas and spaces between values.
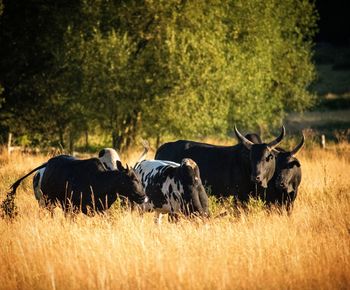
155, 126, 286, 203
247, 134, 304, 212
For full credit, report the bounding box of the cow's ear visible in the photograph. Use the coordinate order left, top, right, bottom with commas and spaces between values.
294, 160, 301, 168
290, 160, 301, 168
116, 160, 124, 171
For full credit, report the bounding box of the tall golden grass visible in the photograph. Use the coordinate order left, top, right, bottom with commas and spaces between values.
0, 144, 349, 290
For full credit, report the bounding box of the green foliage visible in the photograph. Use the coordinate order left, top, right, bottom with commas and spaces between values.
0, 0, 318, 148
246, 196, 266, 215
208, 195, 237, 218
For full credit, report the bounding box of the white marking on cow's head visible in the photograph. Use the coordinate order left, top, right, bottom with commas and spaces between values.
181, 158, 197, 170
98, 148, 120, 170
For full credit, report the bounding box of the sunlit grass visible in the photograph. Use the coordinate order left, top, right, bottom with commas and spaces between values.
0, 144, 349, 289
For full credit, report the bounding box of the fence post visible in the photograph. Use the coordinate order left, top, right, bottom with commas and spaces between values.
7, 132, 12, 155
321, 134, 326, 149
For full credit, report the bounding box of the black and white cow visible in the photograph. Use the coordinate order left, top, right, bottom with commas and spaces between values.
33, 148, 120, 205
134, 159, 209, 223
10, 154, 146, 215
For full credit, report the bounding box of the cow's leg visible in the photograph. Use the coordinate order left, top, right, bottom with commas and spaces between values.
154, 212, 162, 224
133, 204, 145, 216
45, 201, 55, 218
37, 190, 48, 209
168, 213, 179, 223
37, 195, 55, 218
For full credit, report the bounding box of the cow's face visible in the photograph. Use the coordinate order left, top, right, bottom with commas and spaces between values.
275, 153, 301, 194
117, 161, 146, 204
235, 126, 285, 188
274, 135, 304, 194
249, 144, 276, 188
180, 159, 209, 216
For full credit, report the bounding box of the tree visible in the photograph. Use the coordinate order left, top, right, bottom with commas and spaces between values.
0, 0, 318, 148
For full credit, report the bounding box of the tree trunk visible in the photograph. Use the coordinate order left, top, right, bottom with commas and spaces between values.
58, 127, 65, 149
112, 110, 141, 151
124, 110, 141, 150
85, 130, 89, 150
112, 131, 121, 149
69, 131, 75, 155
156, 134, 160, 150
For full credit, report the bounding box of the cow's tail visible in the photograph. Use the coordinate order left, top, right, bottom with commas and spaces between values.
1, 163, 47, 219
10, 163, 47, 194
136, 140, 149, 164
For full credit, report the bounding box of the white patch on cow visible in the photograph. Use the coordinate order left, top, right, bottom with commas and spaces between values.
134, 159, 179, 181
134, 160, 178, 191
33, 167, 46, 207
99, 148, 120, 170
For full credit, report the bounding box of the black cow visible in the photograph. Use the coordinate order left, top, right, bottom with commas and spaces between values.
155, 126, 285, 202
9, 155, 146, 214
33, 148, 121, 205
254, 135, 304, 212
134, 159, 209, 223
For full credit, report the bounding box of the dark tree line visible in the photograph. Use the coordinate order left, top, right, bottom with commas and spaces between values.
0, 0, 318, 151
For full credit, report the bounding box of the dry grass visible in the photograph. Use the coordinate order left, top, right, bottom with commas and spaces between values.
0, 144, 349, 290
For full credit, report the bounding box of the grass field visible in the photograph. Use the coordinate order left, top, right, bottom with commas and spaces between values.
0, 143, 349, 290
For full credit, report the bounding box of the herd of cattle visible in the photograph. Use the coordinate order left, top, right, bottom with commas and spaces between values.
8, 126, 304, 222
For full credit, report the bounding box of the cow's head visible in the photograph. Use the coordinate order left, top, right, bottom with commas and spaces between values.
116, 161, 146, 204
179, 158, 209, 217
98, 148, 120, 170
274, 134, 304, 194
235, 125, 285, 188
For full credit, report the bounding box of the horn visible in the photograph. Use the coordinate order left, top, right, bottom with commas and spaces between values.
290, 134, 305, 156
267, 125, 286, 149
234, 125, 254, 149
136, 140, 149, 164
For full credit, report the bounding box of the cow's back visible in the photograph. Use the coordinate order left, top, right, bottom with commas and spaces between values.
41, 155, 105, 201
155, 140, 212, 163
186, 145, 248, 197
156, 141, 247, 197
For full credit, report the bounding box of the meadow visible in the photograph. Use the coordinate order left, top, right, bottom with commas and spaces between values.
0, 143, 349, 290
